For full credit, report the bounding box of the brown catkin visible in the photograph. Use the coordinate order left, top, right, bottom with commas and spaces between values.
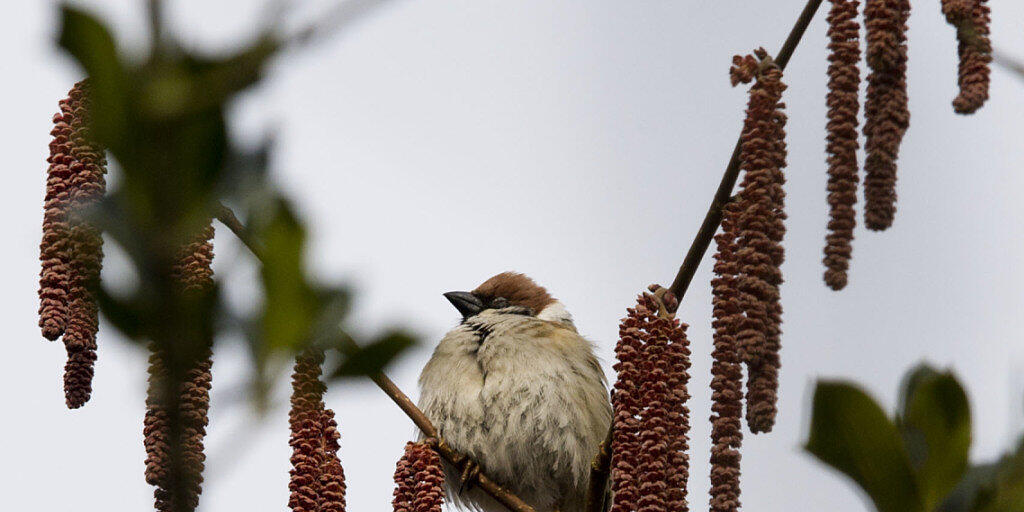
942, 0, 991, 114
38, 96, 77, 341
392, 442, 445, 512
143, 226, 216, 512
610, 303, 644, 512
289, 349, 347, 512
729, 50, 788, 434
289, 349, 328, 512
611, 287, 691, 512
709, 204, 744, 512
144, 343, 214, 512
863, 0, 910, 231
823, 0, 862, 290
56, 81, 107, 409
318, 409, 348, 512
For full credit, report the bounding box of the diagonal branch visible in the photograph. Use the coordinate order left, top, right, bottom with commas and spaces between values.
587, 1, 825, 511
667, 0, 824, 302
214, 203, 536, 512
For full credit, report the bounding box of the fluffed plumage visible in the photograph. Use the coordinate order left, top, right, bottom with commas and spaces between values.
419, 272, 611, 512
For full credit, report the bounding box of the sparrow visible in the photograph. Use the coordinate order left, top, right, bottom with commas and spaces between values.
418, 272, 612, 512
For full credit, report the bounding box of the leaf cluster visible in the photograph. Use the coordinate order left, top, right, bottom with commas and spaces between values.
806, 364, 1024, 512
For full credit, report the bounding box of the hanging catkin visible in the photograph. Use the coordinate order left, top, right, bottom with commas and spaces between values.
611, 286, 691, 512
37, 80, 108, 409
941, 0, 991, 114
823, 0, 862, 290
709, 204, 744, 512
728, 49, 788, 434
143, 226, 216, 512
391, 442, 445, 512
288, 348, 347, 512
863, 0, 910, 231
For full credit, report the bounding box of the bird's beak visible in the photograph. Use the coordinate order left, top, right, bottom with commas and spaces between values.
444, 291, 484, 319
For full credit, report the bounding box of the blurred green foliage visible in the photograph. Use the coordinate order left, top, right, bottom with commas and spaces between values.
57, 2, 418, 410
806, 364, 1024, 512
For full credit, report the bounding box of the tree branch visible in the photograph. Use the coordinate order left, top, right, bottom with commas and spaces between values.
213, 204, 537, 512
586, 1, 825, 510
667, 0, 824, 302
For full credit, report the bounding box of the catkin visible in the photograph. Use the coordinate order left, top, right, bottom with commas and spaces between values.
863, 0, 910, 231
38, 81, 108, 409
709, 205, 744, 512
143, 226, 216, 512
728, 49, 788, 434
611, 287, 691, 512
392, 442, 445, 512
942, 0, 991, 114
288, 349, 347, 512
823, 0, 862, 290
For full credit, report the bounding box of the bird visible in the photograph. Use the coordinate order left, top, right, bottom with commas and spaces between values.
418, 272, 612, 512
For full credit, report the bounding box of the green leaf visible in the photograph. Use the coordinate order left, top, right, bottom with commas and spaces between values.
983, 439, 1024, 512
805, 381, 924, 512
57, 4, 128, 148
329, 330, 417, 379
257, 199, 316, 354
94, 285, 145, 340
939, 463, 999, 512
898, 365, 972, 510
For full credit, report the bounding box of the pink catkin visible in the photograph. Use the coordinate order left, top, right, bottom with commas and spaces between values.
392, 442, 445, 512
611, 288, 691, 512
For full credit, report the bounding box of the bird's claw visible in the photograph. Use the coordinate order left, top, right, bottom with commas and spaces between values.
458, 458, 481, 494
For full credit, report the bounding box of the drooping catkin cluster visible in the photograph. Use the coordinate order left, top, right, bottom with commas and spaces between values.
610, 286, 691, 512
727, 49, 788, 435
289, 349, 347, 512
709, 205, 744, 512
823, 0, 862, 291
863, 0, 910, 231
144, 226, 216, 512
391, 442, 445, 512
37, 80, 108, 409
941, 0, 991, 114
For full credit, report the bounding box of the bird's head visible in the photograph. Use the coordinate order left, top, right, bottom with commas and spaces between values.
443, 272, 574, 326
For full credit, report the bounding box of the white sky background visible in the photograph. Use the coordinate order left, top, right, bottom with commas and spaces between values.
3, 1, 1024, 511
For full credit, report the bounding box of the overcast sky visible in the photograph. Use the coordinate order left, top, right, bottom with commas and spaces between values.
4, 1, 1024, 511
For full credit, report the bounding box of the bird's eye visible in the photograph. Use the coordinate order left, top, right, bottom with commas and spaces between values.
490, 297, 510, 309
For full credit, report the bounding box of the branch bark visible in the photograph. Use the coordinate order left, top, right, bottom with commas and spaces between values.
587, 1, 825, 510
214, 204, 537, 512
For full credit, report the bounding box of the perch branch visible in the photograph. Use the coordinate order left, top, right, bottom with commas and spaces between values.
213, 204, 537, 512
586, 1, 825, 510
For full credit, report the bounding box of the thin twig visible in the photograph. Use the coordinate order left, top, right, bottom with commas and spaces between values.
585, 1, 825, 510
993, 49, 1024, 82
667, 0, 824, 302
215, 203, 265, 259
213, 204, 537, 512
